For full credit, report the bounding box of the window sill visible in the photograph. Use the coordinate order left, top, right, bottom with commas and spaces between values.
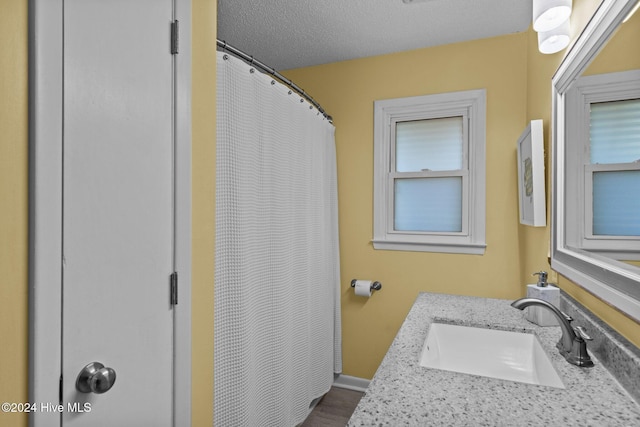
586, 250, 640, 262
371, 239, 486, 255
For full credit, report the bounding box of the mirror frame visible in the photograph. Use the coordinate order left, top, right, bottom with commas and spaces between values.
551, 0, 640, 322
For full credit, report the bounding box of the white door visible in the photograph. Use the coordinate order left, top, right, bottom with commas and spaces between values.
61, 1, 175, 425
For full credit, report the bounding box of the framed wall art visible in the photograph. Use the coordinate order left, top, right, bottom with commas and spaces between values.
517, 119, 546, 226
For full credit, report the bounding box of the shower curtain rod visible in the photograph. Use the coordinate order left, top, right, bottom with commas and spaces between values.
216, 39, 333, 123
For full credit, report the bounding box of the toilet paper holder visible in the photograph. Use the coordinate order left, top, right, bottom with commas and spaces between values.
350, 279, 382, 292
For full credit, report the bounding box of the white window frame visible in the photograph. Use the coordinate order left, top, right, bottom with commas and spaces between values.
373, 89, 486, 254
565, 70, 640, 260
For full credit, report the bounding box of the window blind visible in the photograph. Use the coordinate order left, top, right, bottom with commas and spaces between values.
589, 98, 640, 236
394, 177, 463, 232
590, 99, 640, 164
396, 117, 463, 172
394, 117, 464, 232
592, 170, 640, 236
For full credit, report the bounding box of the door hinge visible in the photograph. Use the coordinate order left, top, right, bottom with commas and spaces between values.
171, 20, 179, 55
170, 272, 178, 305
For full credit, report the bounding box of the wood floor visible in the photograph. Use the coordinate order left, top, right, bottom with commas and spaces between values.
300, 387, 364, 427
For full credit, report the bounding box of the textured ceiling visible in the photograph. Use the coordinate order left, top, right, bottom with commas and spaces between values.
217, 0, 532, 70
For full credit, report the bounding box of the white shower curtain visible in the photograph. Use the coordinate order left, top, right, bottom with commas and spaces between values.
215, 51, 342, 426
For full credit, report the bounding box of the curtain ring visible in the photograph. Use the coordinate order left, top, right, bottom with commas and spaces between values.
250, 68, 255, 74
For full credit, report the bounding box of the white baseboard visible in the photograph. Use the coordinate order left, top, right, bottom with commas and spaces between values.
333, 374, 370, 392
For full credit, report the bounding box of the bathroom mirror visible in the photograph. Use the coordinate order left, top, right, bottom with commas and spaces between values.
551, 0, 640, 321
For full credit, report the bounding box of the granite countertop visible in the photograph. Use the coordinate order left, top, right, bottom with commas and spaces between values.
348, 292, 640, 426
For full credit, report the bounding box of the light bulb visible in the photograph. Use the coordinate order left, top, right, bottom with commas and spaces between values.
533, 0, 572, 32
538, 18, 571, 54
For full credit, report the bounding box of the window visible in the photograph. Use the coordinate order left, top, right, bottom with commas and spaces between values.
565, 71, 640, 260
373, 89, 486, 254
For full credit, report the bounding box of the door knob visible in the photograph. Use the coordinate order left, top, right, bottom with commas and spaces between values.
76, 362, 116, 394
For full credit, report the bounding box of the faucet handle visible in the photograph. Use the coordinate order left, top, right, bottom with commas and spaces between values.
574, 325, 593, 341
561, 311, 573, 322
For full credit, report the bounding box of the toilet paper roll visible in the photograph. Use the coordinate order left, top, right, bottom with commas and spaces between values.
354, 280, 372, 297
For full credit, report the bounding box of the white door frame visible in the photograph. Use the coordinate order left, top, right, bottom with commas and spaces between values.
28, 1, 192, 426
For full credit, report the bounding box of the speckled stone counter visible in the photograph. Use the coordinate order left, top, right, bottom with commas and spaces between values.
348, 292, 640, 426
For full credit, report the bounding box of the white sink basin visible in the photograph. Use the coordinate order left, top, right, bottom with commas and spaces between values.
419, 323, 565, 388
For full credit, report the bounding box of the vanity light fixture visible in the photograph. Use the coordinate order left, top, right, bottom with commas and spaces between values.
533, 0, 572, 32
532, 0, 572, 54
538, 18, 571, 54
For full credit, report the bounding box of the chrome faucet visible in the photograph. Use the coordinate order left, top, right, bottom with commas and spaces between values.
511, 298, 594, 368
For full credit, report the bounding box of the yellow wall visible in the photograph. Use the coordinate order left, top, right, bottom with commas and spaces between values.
0, 1, 216, 426
0, 0, 29, 426
286, 0, 639, 378
585, 4, 640, 75
2, 1, 637, 424
192, 0, 216, 425
285, 34, 529, 378
518, 0, 605, 296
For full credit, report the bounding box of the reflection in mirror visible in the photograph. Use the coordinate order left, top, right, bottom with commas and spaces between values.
583, 4, 640, 267
552, 0, 640, 321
